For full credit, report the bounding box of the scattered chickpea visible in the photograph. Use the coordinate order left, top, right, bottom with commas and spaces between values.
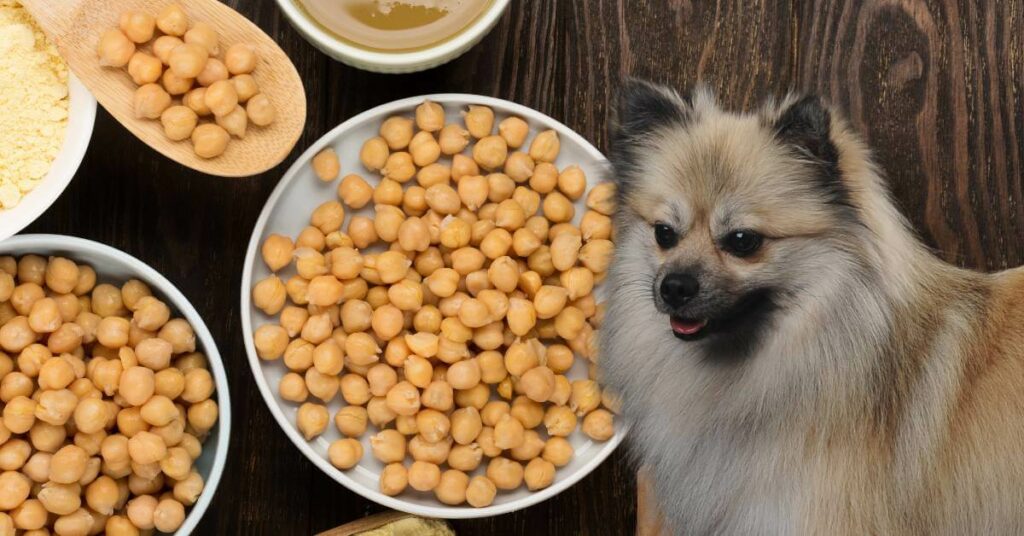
160, 105, 198, 142
156, 4, 189, 36
246, 94, 276, 127
232, 74, 260, 103
197, 58, 229, 87
191, 124, 230, 159
328, 439, 363, 470
524, 458, 556, 491
184, 22, 219, 55
224, 43, 258, 75
127, 52, 163, 85
133, 84, 171, 120
97, 29, 135, 68
312, 148, 340, 182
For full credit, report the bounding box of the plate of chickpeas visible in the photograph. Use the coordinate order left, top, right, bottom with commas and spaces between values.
241, 95, 621, 518
0, 235, 230, 534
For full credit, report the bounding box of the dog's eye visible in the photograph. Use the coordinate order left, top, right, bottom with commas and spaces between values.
654, 223, 678, 249
722, 230, 763, 257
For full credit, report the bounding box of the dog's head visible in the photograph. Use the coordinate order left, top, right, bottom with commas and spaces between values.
608, 80, 868, 361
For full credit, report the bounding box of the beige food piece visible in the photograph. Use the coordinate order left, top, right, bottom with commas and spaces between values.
0, 1, 69, 209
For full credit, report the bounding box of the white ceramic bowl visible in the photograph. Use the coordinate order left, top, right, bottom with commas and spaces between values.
0, 74, 96, 242
0, 235, 231, 535
275, 0, 510, 73
241, 94, 624, 519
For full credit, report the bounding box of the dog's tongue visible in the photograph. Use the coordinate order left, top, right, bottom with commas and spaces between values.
670, 317, 708, 335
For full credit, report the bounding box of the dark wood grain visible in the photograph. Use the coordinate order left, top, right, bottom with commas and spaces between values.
25, 0, 1023, 534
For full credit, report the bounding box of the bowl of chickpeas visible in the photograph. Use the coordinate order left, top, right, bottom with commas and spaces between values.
0, 235, 230, 534
242, 95, 622, 518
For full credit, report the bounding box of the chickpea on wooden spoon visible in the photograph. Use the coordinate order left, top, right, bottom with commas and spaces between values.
20, 0, 305, 178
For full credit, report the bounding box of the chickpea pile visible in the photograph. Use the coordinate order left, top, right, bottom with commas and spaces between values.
253, 100, 618, 508
0, 255, 218, 534
97, 5, 276, 159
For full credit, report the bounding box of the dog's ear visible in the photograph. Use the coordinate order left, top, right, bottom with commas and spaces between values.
772, 95, 846, 204
613, 78, 691, 142
609, 79, 691, 191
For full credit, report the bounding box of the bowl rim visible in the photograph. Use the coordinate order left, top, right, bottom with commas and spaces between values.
0, 73, 96, 242
274, 0, 511, 68
240, 94, 625, 519
0, 234, 232, 535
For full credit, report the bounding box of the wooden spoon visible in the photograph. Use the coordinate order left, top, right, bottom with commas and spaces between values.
21, 0, 306, 178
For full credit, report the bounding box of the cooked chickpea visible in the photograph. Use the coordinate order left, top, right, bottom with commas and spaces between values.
225, 75, 257, 105
133, 84, 171, 119
197, 58, 231, 87
473, 135, 508, 170
463, 105, 494, 138
203, 79, 238, 118
493, 413, 525, 450
409, 131, 441, 167
246, 93, 276, 126
449, 406, 482, 445
340, 374, 371, 406
151, 35, 183, 66
498, 116, 529, 148
555, 306, 587, 340
448, 443, 483, 473
216, 105, 249, 138
296, 402, 329, 441
524, 458, 556, 491
182, 368, 214, 403
168, 43, 208, 79
184, 21, 219, 55
480, 228, 513, 259
446, 359, 481, 390
224, 43, 258, 75
253, 324, 288, 360
336, 175, 372, 210
312, 148, 340, 182
128, 52, 163, 85
259, 234, 293, 272
465, 475, 497, 508
160, 105, 198, 142
3, 396, 36, 434
529, 129, 560, 162
504, 151, 535, 183
153, 498, 185, 532
434, 469, 469, 505
582, 408, 615, 441
97, 29, 135, 68
397, 217, 430, 253
278, 372, 307, 402
119, 11, 155, 43
328, 438, 363, 470
156, 4, 188, 36
485, 457, 523, 490
385, 381, 421, 416
378, 462, 408, 496
359, 136, 390, 172
543, 191, 576, 224
190, 124, 230, 158
160, 68, 193, 95
560, 267, 595, 301
520, 365, 555, 402
510, 429, 546, 461
370, 429, 406, 463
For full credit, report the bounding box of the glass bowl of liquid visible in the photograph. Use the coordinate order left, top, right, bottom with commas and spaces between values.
276, 0, 510, 73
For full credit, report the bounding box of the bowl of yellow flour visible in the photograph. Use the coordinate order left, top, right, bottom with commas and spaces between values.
0, 0, 95, 241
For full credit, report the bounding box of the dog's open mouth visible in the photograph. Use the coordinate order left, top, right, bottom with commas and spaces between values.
670, 317, 709, 340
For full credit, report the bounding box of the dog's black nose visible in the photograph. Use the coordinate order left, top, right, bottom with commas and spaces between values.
660, 273, 699, 307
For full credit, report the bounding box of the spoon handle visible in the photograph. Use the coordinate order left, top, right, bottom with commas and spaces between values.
19, 0, 86, 45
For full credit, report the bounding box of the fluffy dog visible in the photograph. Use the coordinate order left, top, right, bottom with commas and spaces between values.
600, 79, 1024, 535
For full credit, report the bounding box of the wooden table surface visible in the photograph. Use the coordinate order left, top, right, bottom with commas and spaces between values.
27, 0, 1024, 534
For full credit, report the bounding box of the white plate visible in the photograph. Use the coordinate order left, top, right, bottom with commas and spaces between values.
240, 95, 624, 519
0, 235, 232, 535
0, 74, 96, 242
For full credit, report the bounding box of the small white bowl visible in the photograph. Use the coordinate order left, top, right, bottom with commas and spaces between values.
241, 94, 624, 519
275, 0, 510, 73
0, 74, 96, 242
0, 235, 231, 536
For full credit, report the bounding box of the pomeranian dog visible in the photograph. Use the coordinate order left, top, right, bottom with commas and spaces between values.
600, 79, 1024, 535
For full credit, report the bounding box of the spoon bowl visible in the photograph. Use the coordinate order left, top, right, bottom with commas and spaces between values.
22, 0, 306, 178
